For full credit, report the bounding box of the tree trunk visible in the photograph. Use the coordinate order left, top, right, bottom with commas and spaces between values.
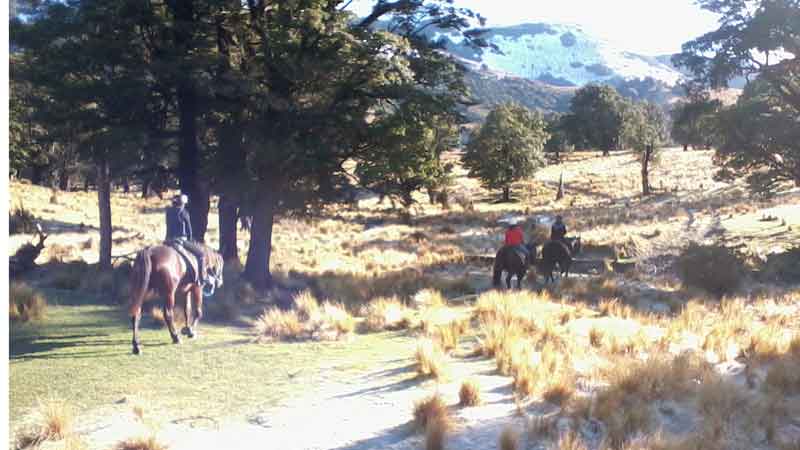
97, 158, 113, 270
58, 169, 71, 191
502, 185, 510, 202
244, 191, 276, 290
122, 177, 130, 193
602, 148, 610, 157
218, 194, 239, 262
556, 172, 564, 201
683, 143, 688, 152
31, 164, 48, 186
176, 83, 210, 242
641, 145, 652, 196
142, 178, 151, 198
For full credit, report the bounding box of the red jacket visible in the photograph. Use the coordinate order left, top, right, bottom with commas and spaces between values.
505, 226, 524, 246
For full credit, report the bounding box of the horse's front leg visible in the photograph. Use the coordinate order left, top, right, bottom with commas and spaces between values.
164, 290, 181, 344
185, 285, 203, 339
506, 272, 513, 289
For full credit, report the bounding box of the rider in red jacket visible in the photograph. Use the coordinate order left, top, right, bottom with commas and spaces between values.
505, 223, 524, 246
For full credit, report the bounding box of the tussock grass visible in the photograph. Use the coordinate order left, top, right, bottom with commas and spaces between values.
113, 436, 169, 450
10, 282, 47, 322
499, 426, 519, 450
553, 432, 588, 450
254, 308, 305, 342
253, 291, 354, 342
413, 393, 450, 432
15, 397, 75, 449
361, 296, 412, 331
425, 417, 448, 450
458, 378, 482, 407
415, 338, 448, 379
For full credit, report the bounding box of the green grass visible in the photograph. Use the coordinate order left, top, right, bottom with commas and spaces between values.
10, 289, 417, 432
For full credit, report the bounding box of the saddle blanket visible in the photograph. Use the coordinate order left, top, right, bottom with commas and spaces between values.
166, 240, 199, 284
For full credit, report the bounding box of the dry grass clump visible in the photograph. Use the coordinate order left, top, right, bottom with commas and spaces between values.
253, 291, 355, 342
499, 426, 520, 450
552, 431, 588, 450
413, 393, 450, 432
253, 308, 305, 342
415, 338, 449, 379
361, 296, 412, 331
10, 204, 38, 235
15, 397, 75, 449
10, 282, 47, 323
429, 319, 469, 352
459, 378, 482, 407
425, 417, 448, 450
676, 243, 745, 297
113, 436, 169, 450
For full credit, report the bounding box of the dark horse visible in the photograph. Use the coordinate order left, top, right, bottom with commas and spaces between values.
492, 243, 538, 289
128, 244, 224, 355
540, 237, 582, 283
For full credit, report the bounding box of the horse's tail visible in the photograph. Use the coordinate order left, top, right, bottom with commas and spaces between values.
492, 254, 503, 287
128, 247, 153, 316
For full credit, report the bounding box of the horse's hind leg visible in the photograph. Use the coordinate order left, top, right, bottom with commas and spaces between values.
164, 290, 181, 344
185, 285, 203, 339
181, 292, 192, 337
131, 312, 142, 355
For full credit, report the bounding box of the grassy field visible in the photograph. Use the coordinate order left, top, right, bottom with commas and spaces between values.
9, 148, 800, 449
10, 288, 419, 425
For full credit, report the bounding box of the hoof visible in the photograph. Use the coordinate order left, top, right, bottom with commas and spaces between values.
133, 346, 142, 355
187, 330, 197, 339
181, 327, 191, 336
172, 335, 181, 344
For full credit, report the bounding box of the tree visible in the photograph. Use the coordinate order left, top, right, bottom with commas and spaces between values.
356, 100, 459, 210
462, 103, 549, 202
563, 84, 626, 156
543, 113, 572, 162
714, 77, 800, 192
673, 0, 800, 190
622, 102, 669, 195
670, 86, 722, 151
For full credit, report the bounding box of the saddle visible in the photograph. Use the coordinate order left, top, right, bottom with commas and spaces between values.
166, 240, 200, 284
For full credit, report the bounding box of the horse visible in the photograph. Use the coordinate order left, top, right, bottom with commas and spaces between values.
127, 243, 224, 355
492, 243, 538, 289
540, 237, 581, 283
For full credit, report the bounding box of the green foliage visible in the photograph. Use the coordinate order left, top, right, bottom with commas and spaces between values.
562, 84, 626, 154
622, 101, 669, 154
677, 243, 746, 297
670, 88, 722, 150
462, 103, 548, 200
714, 75, 800, 193
356, 100, 459, 208
544, 113, 573, 157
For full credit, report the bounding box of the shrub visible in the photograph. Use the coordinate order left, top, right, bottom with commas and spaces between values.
48, 261, 90, 290
10, 282, 47, 323
459, 378, 482, 407
761, 246, 800, 283
413, 393, 450, 432
9, 205, 37, 235
676, 243, 745, 297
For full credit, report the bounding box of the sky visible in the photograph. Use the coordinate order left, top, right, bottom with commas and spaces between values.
347, 0, 722, 56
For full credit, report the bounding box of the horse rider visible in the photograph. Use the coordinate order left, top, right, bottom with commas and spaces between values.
551, 215, 568, 244
505, 220, 530, 260
165, 194, 209, 287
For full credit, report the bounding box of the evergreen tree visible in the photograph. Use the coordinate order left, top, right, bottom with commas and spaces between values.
462, 103, 549, 202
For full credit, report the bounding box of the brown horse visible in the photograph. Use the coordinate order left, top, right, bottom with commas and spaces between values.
492, 243, 538, 289
128, 244, 224, 355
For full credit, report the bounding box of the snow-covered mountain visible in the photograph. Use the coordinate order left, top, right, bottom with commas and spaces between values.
435, 22, 685, 87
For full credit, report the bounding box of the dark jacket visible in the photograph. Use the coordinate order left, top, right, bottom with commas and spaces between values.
551, 221, 567, 241
166, 206, 193, 241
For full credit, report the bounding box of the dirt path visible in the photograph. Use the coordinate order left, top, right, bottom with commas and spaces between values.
74, 349, 535, 450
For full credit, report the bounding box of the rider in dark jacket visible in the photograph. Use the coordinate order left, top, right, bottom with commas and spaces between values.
551, 215, 567, 243
165, 195, 208, 286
